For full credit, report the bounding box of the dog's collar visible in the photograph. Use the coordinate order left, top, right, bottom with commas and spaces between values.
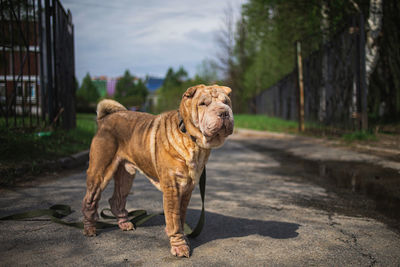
177, 111, 196, 142
177, 111, 187, 133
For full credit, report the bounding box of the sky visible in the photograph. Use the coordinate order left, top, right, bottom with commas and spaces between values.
61, 0, 247, 84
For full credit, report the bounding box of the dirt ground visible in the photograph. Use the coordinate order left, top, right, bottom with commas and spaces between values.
0, 130, 399, 266
329, 132, 400, 162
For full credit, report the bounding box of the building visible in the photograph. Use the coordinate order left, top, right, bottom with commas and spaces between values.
0, 19, 40, 116
0, 0, 75, 129
107, 78, 118, 96
144, 77, 164, 112
91, 75, 161, 112
105, 75, 149, 97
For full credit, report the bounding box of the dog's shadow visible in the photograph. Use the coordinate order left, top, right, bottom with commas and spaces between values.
141, 209, 300, 248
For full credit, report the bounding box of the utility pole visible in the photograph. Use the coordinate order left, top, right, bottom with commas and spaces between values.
296, 41, 305, 132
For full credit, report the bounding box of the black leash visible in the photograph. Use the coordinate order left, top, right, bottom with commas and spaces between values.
0, 168, 206, 238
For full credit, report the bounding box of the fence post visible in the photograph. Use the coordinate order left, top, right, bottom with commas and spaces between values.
71, 17, 76, 129
359, 12, 368, 131
296, 41, 305, 132
52, 0, 58, 127
45, 0, 55, 124
38, 0, 45, 121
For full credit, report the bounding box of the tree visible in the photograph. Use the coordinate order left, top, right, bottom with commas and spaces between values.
156, 66, 206, 113
241, 0, 322, 92
367, 0, 400, 122
77, 73, 99, 103
195, 58, 220, 83
114, 70, 148, 108
115, 70, 135, 98
212, 0, 399, 122
213, 1, 323, 113
215, 4, 253, 113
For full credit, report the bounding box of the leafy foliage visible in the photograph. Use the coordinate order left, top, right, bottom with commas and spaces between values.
76, 73, 99, 112
216, 0, 400, 122
114, 70, 148, 108
156, 67, 208, 113
77, 73, 99, 104
195, 58, 220, 83
220, 0, 324, 113
342, 130, 377, 142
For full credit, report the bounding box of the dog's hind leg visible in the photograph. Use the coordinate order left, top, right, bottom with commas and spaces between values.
82, 135, 120, 236
109, 162, 136, 231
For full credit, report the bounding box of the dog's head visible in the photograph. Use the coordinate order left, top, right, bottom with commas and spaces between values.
179, 84, 234, 149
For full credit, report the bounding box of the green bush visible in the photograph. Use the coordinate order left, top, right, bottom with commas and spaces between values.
342, 131, 377, 142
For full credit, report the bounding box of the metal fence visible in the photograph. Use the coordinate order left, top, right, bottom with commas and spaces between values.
253, 14, 367, 130
0, 0, 75, 130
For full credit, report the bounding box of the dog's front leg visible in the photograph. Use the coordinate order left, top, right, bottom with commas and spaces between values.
180, 186, 193, 230
162, 181, 193, 258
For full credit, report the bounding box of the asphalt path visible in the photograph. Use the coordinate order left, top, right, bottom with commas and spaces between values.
1, 131, 399, 266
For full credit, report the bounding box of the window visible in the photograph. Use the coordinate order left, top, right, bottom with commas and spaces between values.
25, 82, 36, 99
15, 82, 36, 103
0, 82, 5, 95
0, 82, 5, 103
16, 82, 23, 97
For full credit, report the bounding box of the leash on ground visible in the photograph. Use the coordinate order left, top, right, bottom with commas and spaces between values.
0, 169, 206, 238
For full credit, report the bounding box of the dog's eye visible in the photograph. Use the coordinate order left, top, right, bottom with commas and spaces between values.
199, 100, 210, 106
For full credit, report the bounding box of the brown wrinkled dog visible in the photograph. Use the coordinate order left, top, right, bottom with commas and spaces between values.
82, 84, 234, 257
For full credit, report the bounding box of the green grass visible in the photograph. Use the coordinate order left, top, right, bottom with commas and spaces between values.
342, 131, 377, 142
0, 113, 97, 167
234, 114, 381, 142
234, 114, 298, 133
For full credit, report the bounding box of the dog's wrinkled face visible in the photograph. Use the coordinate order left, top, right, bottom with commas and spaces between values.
180, 84, 234, 149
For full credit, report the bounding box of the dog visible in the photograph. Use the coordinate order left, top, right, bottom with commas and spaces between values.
81, 84, 234, 257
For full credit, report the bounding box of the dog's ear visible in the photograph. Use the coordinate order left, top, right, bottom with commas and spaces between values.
220, 86, 232, 98
183, 84, 204, 98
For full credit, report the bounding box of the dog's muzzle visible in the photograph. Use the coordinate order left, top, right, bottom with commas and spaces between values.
203, 108, 234, 138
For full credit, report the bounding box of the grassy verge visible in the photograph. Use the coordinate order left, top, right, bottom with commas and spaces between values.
234, 114, 384, 142
234, 114, 299, 133
342, 131, 378, 142
0, 113, 97, 170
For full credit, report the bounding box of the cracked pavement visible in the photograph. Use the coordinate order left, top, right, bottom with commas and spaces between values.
0, 130, 399, 266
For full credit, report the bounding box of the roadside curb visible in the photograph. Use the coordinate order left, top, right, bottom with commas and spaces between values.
0, 150, 89, 185
58, 149, 90, 169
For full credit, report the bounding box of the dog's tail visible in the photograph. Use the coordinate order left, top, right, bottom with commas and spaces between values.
96, 99, 127, 120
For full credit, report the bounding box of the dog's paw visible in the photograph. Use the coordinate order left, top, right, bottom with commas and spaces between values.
83, 226, 97, 237
170, 244, 190, 258
118, 221, 135, 231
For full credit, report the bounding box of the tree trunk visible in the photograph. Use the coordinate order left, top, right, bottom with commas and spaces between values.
319, 1, 329, 123
365, 0, 383, 85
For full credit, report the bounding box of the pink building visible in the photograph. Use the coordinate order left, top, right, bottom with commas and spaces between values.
107, 78, 117, 96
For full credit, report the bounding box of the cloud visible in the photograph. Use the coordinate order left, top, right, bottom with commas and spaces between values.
62, 0, 246, 82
